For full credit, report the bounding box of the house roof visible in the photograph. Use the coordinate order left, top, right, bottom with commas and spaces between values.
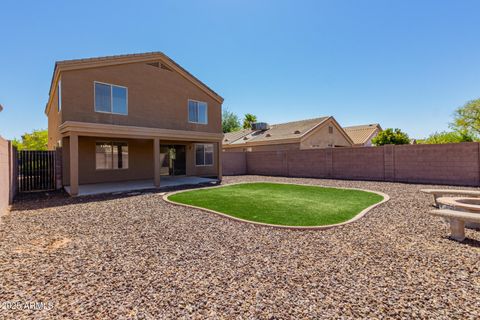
224, 116, 354, 147
223, 129, 253, 144
45, 51, 223, 115
344, 123, 382, 145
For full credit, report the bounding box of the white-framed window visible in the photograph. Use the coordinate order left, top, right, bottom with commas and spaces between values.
95, 142, 129, 170
94, 81, 128, 115
58, 80, 62, 112
195, 143, 213, 166
188, 100, 208, 124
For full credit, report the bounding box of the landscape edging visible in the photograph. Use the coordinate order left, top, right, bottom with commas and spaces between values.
162, 181, 390, 230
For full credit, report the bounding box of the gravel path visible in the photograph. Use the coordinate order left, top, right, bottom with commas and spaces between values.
1, 175, 479, 319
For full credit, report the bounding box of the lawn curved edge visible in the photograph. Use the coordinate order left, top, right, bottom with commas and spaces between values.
162, 182, 390, 230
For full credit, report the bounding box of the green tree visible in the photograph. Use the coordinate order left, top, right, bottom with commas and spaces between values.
242, 113, 257, 129
222, 109, 241, 133
12, 129, 48, 150
371, 128, 410, 146
451, 98, 480, 139
420, 131, 474, 144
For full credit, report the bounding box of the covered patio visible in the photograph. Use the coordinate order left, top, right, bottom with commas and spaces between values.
60, 121, 223, 196
64, 176, 218, 197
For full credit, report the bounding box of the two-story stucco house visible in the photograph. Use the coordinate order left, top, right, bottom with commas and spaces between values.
46, 52, 223, 196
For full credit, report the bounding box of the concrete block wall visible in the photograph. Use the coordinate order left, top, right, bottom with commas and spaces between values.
0, 137, 15, 214
286, 148, 329, 178
247, 151, 287, 176
332, 146, 385, 181
222, 152, 247, 175
222, 142, 480, 186
393, 143, 479, 186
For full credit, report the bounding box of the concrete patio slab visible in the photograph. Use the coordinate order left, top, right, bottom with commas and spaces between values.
64, 176, 218, 196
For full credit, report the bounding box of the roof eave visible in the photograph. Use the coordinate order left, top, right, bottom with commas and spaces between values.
223, 137, 302, 148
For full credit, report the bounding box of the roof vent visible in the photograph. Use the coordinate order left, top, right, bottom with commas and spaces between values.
243, 137, 249, 140
266, 133, 272, 137
251, 122, 270, 131
161, 63, 172, 71
224, 138, 229, 142
147, 62, 160, 68
147, 62, 172, 71
293, 130, 301, 134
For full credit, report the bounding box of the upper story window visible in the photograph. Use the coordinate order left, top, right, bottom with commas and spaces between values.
94, 82, 128, 115
188, 100, 208, 124
57, 80, 62, 112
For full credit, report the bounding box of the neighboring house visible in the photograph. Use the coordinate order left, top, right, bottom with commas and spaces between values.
223, 117, 353, 152
344, 124, 382, 147
46, 52, 224, 196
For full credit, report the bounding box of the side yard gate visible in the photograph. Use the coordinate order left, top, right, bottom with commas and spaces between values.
17, 150, 56, 192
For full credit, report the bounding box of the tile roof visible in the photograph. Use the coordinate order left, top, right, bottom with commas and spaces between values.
344, 124, 381, 145
55, 52, 163, 66
223, 129, 253, 145
224, 117, 330, 146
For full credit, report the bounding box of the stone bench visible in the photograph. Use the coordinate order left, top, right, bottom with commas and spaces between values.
430, 209, 480, 241
421, 189, 480, 207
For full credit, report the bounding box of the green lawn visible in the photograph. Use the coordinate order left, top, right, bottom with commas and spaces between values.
168, 182, 384, 226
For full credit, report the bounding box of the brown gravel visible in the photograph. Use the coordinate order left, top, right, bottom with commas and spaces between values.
1, 175, 480, 319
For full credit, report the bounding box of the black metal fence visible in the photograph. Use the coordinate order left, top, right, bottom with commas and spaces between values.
17, 150, 56, 192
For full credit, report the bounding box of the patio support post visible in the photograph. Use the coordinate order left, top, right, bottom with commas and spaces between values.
69, 134, 79, 196
217, 141, 222, 181
154, 137, 160, 187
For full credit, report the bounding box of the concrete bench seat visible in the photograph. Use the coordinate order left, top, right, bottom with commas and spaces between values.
421, 189, 480, 207
430, 209, 480, 241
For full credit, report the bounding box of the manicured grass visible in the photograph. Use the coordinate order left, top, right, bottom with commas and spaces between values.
168, 182, 384, 226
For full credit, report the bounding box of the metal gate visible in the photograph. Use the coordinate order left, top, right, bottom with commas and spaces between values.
17, 150, 56, 192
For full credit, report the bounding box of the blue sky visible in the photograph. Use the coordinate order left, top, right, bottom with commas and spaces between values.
0, 0, 479, 140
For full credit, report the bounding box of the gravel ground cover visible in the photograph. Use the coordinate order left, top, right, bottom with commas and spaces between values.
0, 175, 479, 319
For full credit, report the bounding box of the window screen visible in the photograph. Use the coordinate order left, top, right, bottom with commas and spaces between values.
95, 82, 127, 114
188, 100, 207, 124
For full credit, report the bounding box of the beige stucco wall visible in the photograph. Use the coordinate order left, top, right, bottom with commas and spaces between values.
300, 119, 351, 149
60, 62, 222, 133
63, 137, 154, 185
363, 129, 380, 147
63, 136, 219, 185
185, 142, 219, 177
47, 80, 62, 149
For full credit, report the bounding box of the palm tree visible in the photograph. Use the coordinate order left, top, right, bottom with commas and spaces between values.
243, 113, 257, 129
